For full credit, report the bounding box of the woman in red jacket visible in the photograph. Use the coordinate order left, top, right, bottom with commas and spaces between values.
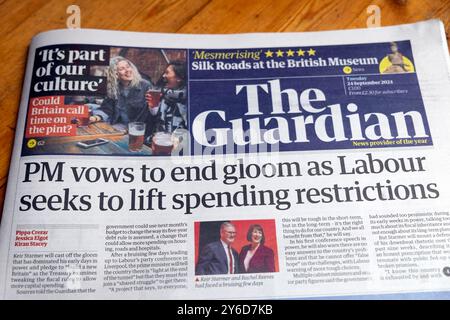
238, 224, 275, 273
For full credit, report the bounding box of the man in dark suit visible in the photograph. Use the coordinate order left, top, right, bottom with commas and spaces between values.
196, 222, 239, 275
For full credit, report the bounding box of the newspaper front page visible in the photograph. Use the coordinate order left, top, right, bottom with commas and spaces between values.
1, 20, 450, 299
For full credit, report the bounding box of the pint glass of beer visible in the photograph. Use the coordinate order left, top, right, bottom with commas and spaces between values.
77, 116, 90, 127
146, 89, 162, 115
76, 105, 91, 127
128, 122, 146, 152
148, 89, 162, 105
171, 128, 189, 154
151, 132, 173, 156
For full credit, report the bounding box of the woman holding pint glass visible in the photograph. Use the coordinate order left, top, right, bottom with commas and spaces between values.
146, 61, 188, 155
90, 56, 155, 151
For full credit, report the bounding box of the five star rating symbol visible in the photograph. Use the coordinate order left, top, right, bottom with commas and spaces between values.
264, 48, 316, 58
265, 50, 273, 58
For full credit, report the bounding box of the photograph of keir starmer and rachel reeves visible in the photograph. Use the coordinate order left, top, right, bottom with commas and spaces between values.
195, 220, 279, 276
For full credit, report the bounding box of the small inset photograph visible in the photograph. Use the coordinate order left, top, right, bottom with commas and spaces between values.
379, 41, 415, 74
23, 45, 189, 157
194, 219, 279, 276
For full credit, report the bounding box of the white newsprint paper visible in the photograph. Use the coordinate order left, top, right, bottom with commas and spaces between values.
1, 19, 450, 299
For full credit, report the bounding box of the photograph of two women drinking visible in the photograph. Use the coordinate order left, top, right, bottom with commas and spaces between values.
88, 47, 189, 156
25, 47, 189, 157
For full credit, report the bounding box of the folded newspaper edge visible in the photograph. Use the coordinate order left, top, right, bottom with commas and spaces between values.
1, 19, 450, 299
